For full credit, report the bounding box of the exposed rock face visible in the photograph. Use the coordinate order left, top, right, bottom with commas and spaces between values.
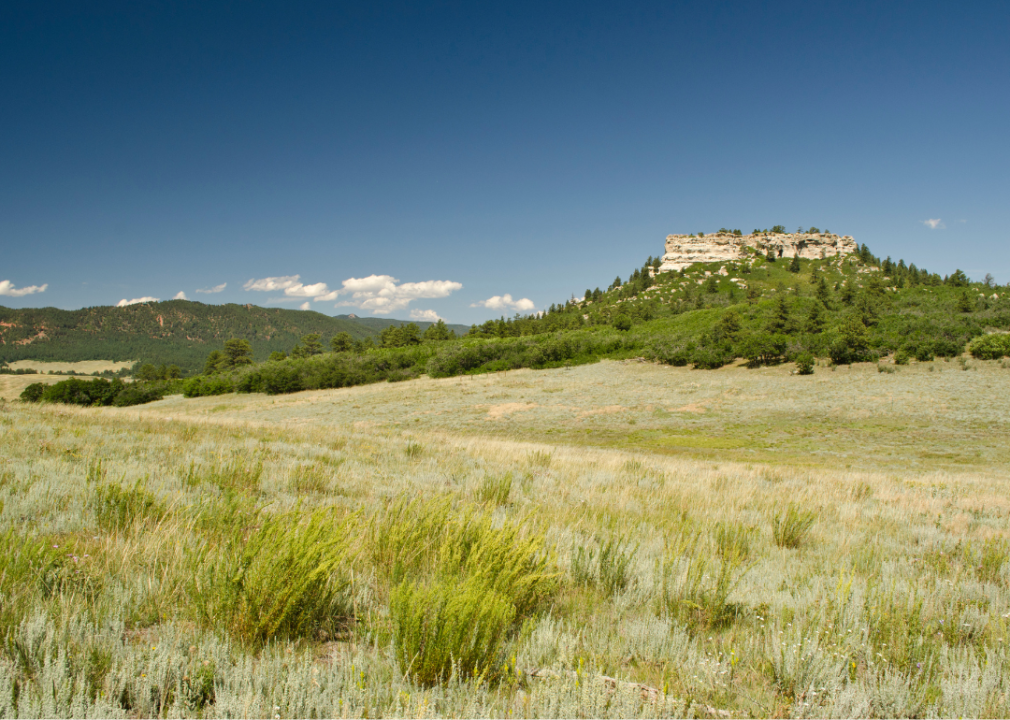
659, 232, 857, 272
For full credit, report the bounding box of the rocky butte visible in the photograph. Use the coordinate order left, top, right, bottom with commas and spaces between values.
658, 231, 858, 272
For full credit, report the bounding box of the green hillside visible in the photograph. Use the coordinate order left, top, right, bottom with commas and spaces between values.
0, 301, 382, 374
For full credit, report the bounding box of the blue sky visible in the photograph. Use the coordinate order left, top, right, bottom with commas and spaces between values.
2, 1, 1008, 323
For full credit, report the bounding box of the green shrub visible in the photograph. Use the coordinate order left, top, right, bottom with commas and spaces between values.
367, 496, 454, 582
111, 383, 164, 406
18, 383, 45, 402
893, 348, 911, 365
190, 508, 356, 646
737, 332, 788, 367
794, 352, 815, 375
771, 503, 816, 549
613, 315, 632, 331
967, 333, 1010, 360
183, 375, 234, 397
914, 344, 935, 362
91, 480, 165, 532
390, 575, 515, 685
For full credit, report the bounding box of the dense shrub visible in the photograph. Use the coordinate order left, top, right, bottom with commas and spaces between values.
391, 575, 515, 685
19, 378, 166, 407
190, 508, 356, 646
376, 498, 558, 686
183, 375, 234, 397
111, 383, 165, 407
19, 383, 45, 402
967, 333, 1010, 360
737, 332, 788, 366
794, 352, 815, 374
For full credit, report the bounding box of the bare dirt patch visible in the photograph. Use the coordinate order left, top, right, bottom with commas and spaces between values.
486, 402, 539, 420
576, 405, 626, 420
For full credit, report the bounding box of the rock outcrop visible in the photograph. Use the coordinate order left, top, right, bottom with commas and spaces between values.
659, 232, 857, 273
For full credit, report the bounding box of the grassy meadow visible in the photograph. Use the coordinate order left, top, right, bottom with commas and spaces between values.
3, 359, 1010, 717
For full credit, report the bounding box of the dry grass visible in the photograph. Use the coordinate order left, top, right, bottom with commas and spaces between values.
2, 358, 1010, 716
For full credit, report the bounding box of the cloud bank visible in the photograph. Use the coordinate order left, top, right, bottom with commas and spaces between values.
173, 291, 188, 300
244, 273, 462, 314
923, 218, 945, 230
471, 293, 535, 312
116, 297, 159, 307
244, 275, 336, 301
0, 280, 48, 297
196, 283, 227, 294
334, 275, 462, 314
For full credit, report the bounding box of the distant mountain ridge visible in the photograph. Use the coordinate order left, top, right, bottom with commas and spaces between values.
0, 300, 466, 373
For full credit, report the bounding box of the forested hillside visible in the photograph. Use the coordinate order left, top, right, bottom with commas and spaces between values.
0, 301, 382, 373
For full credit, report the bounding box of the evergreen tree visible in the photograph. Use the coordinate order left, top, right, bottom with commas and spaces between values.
422, 320, 452, 342
300, 333, 323, 356
815, 275, 832, 306
767, 294, 791, 333
203, 350, 225, 375
788, 254, 801, 273
806, 301, 826, 333
223, 339, 254, 366
330, 332, 353, 352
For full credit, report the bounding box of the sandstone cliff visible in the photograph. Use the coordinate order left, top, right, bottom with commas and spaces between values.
659, 231, 857, 272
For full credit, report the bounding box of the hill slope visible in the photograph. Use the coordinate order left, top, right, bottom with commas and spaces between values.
0, 301, 377, 373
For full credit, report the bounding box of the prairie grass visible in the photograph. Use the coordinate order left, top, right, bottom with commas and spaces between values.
1, 361, 1010, 716
771, 503, 817, 549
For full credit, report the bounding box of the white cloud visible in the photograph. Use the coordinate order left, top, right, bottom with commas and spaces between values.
173, 291, 188, 300
245, 275, 334, 300
923, 218, 945, 230
0, 280, 48, 297
300, 301, 311, 310
410, 308, 443, 322
333, 275, 463, 314
244, 275, 302, 292
286, 282, 330, 298
470, 293, 535, 312
196, 283, 227, 294
116, 296, 159, 307
245, 273, 462, 313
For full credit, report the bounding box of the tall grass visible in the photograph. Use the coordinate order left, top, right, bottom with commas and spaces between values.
771, 503, 816, 549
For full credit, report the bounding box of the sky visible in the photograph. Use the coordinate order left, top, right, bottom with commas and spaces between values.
2, 1, 1008, 323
